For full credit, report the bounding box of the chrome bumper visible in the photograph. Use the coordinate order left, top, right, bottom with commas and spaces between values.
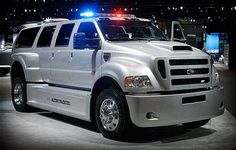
126, 86, 224, 127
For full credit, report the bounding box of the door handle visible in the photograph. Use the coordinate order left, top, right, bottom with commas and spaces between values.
50, 52, 54, 60
69, 52, 73, 62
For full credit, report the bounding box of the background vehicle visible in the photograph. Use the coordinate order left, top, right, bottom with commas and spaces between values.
0, 44, 12, 76
10, 14, 224, 140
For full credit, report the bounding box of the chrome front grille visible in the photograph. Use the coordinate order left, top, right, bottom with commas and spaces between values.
170, 68, 209, 76
169, 59, 208, 65
169, 58, 211, 89
155, 57, 211, 90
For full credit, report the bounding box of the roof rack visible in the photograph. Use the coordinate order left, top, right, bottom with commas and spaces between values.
12, 18, 69, 32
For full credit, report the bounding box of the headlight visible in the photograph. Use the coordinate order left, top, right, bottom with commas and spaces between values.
124, 75, 153, 89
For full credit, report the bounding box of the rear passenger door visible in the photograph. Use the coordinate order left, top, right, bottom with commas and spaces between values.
50, 23, 75, 85
37, 25, 57, 83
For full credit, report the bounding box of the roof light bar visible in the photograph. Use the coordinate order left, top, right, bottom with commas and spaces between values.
97, 13, 136, 18
79, 12, 136, 18
116, 14, 122, 17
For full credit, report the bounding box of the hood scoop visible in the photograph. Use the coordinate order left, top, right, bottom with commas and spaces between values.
173, 46, 192, 51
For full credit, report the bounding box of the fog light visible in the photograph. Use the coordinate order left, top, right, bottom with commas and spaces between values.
146, 112, 159, 121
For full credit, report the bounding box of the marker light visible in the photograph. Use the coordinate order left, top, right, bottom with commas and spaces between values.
80, 12, 94, 17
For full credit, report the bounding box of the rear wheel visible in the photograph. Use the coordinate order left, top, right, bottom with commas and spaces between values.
183, 119, 210, 129
95, 89, 132, 140
12, 76, 33, 112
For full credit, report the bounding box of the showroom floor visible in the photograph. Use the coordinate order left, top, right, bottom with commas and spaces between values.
0, 64, 236, 150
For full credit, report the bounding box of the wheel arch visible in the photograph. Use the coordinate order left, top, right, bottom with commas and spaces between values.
11, 61, 26, 82
90, 76, 124, 123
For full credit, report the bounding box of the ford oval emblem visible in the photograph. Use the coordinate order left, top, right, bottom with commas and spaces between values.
186, 69, 195, 75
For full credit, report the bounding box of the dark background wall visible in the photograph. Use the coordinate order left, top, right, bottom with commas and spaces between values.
1, 0, 236, 70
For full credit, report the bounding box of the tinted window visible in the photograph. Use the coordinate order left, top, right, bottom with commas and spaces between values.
15, 27, 40, 48
56, 23, 74, 47
98, 20, 167, 41
37, 26, 56, 47
77, 22, 98, 39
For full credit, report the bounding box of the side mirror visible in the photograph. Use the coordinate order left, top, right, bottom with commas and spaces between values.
73, 32, 101, 50
171, 21, 186, 42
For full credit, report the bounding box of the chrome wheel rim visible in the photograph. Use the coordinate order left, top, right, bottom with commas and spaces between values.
99, 98, 119, 131
13, 83, 23, 105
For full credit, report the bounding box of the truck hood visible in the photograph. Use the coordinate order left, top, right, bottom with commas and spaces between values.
105, 40, 207, 58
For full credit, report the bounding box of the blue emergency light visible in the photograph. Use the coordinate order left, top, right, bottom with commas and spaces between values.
80, 11, 94, 17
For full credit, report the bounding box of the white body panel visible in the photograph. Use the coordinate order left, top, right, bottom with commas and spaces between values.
38, 48, 54, 83
68, 49, 101, 88
27, 84, 91, 121
51, 49, 71, 84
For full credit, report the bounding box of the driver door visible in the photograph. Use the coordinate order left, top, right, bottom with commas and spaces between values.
68, 22, 102, 89
171, 21, 186, 42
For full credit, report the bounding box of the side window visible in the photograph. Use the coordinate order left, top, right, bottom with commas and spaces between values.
37, 26, 56, 47
173, 24, 184, 39
55, 23, 74, 47
15, 27, 40, 48
77, 22, 98, 39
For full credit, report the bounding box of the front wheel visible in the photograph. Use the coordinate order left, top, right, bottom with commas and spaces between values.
95, 89, 132, 140
183, 119, 210, 129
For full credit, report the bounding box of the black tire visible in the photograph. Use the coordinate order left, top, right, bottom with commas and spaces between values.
12, 76, 32, 112
183, 119, 210, 129
0, 69, 10, 76
95, 89, 132, 140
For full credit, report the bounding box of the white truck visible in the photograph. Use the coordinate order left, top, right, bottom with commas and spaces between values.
10, 13, 224, 140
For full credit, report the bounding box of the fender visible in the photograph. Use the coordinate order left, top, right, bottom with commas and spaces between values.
93, 57, 162, 93
11, 52, 43, 82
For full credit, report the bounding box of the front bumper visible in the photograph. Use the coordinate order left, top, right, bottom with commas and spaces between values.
126, 86, 224, 127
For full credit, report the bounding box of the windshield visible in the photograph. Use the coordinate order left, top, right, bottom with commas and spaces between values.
98, 20, 167, 41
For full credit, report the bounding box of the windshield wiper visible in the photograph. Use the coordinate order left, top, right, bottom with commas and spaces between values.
131, 38, 149, 41
131, 37, 167, 41
109, 37, 130, 41
147, 38, 167, 41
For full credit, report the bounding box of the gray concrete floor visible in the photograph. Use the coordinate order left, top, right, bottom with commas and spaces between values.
0, 64, 236, 150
